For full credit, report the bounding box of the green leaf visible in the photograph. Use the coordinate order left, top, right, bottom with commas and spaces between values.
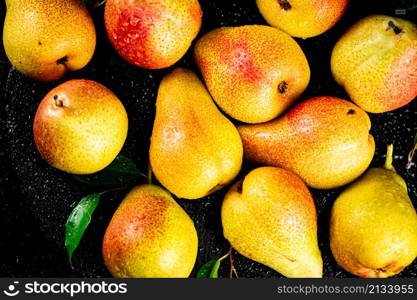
72, 155, 145, 186
65, 193, 102, 265
196, 253, 229, 278
196, 260, 217, 278
209, 259, 222, 278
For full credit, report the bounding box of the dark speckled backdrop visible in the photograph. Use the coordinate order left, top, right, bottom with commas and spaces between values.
0, 0, 417, 277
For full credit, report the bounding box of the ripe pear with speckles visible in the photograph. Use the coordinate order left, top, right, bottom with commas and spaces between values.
331, 15, 417, 113
104, 0, 202, 69
222, 167, 323, 277
150, 68, 243, 199
194, 25, 310, 124
33, 80, 128, 174
238, 97, 375, 189
330, 145, 417, 278
256, 0, 349, 38
3, 0, 96, 81
103, 184, 198, 278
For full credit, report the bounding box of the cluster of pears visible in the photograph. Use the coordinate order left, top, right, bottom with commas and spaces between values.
4, 0, 417, 278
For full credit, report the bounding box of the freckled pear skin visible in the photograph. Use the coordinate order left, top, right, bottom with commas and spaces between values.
33, 80, 128, 175
104, 0, 202, 69
150, 68, 243, 200
256, 0, 349, 38
103, 184, 198, 278
330, 146, 417, 278
3, 0, 96, 81
331, 15, 417, 113
194, 25, 310, 124
238, 97, 375, 189
222, 167, 323, 278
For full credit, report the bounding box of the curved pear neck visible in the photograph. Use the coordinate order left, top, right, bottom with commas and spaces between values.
383, 144, 396, 172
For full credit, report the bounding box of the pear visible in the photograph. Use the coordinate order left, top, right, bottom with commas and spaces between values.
149, 68, 243, 199
3, 0, 96, 81
256, 0, 349, 38
238, 96, 375, 189
104, 0, 202, 69
103, 184, 198, 278
194, 25, 310, 124
33, 79, 128, 174
222, 167, 323, 277
330, 145, 417, 278
331, 15, 417, 113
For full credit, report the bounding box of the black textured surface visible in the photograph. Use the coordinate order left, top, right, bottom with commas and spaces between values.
1, 0, 417, 278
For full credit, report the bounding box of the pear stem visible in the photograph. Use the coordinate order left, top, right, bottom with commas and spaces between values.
384, 144, 395, 171
147, 160, 153, 185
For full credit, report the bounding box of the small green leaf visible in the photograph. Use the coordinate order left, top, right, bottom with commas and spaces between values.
196, 260, 217, 278
196, 253, 229, 278
65, 193, 102, 265
72, 155, 145, 186
209, 259, 222, 278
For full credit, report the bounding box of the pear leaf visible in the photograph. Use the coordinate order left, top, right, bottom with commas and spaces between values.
196, 260, 217, 278
72, 155, 145, 186
196, 253, 229, 278
65, 193, 102, 265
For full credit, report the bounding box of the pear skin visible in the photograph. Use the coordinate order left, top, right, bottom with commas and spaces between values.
194, 25, 310, 123
103, 184, 198, 278
104, 0, 202, 69
3, 0, 96, 81
222, 167, 323, 278
150, 68, 243, 199
238, 96, 375, 189
33, 80, 128, 174
331, 15, 417, 113
330, 145, 417, 278
256, 0, 349, 38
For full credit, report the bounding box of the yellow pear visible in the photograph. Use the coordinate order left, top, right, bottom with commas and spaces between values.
222, 167, 323, 277
3, 0, 96, 81
103, 184, 198, 278
150, 68, 243, 199
330, 145, 417, 278
331, 15, 417, 113
33, 80, 128, 174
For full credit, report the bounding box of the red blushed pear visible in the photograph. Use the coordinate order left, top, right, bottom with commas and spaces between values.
194, 25, 310, 124
238, 96, 375, 189
103, 184, 198, 278
332, 15, 417, 113
33, 80, 128, 175
104, 0, 202, 69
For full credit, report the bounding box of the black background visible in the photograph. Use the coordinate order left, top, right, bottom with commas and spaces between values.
1, 0, 417, 277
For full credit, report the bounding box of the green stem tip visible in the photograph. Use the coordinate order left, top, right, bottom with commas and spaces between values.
384, 144, 395, 171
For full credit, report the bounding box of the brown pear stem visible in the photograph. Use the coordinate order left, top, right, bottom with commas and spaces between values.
384, 144, 395, 171
147, 160, 153, 185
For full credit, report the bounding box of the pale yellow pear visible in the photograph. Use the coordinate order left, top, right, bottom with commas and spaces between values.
330, 145, 417, 278
222, 167, 323, 278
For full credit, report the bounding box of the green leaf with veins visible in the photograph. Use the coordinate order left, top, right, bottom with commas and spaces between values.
65, 193, 102, 265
